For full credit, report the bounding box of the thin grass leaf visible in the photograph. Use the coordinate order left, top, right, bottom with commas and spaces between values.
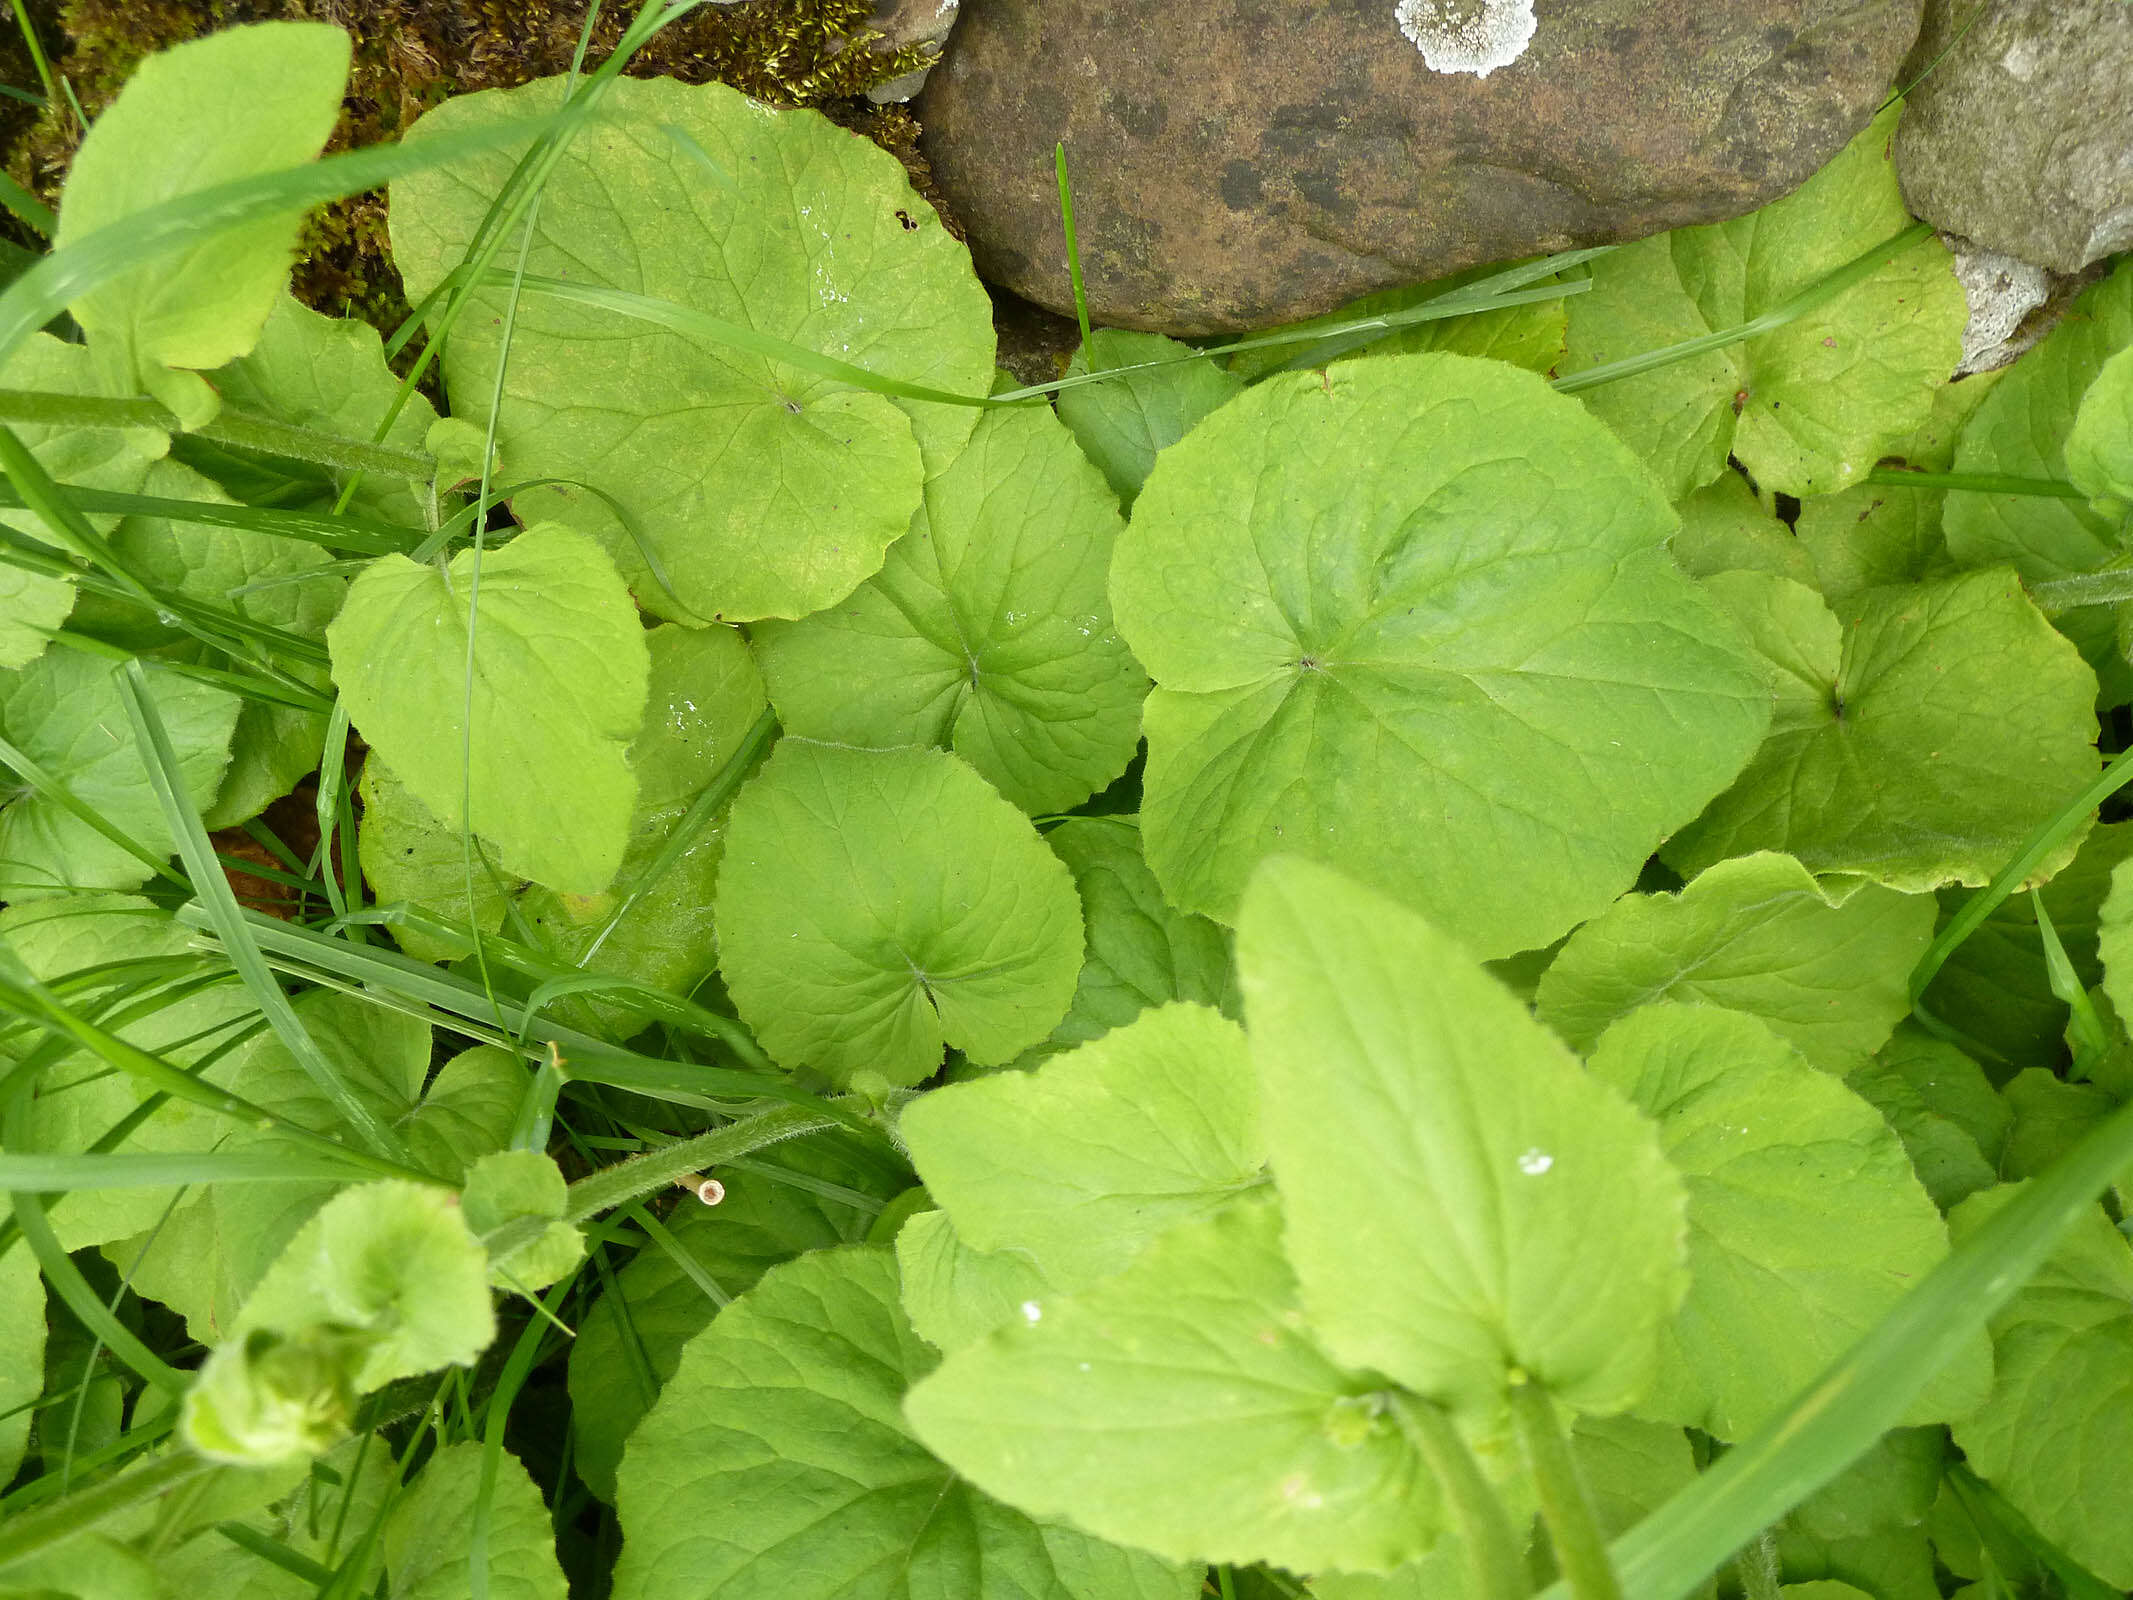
2031, 891, 2110, 1069
624, 1200, 729, 1308
1054, 142, 1093, 352
1863, 466, 2087, 499
0, 1450, 210, 1568
3, 1173, 185, 1397
0, 110, 566, 366
115, 658, 417, 1168
0, 477, 421, 555
1947, 1466, 2121, 1600
0, 951, 432, 1185
213, 1524, 338, 1588
1552, 222, 1936, 395
1552, 1090, 2133, 1600
0, 388, 435, 481
0, 1148, 380, 1190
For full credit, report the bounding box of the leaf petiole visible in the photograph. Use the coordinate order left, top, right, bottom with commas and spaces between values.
1389, 1392, 1526, 1600
1510, 1377, 1623, 1600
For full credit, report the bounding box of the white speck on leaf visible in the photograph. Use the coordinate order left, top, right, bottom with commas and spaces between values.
1517, 1148, 1553, 1175
1020, 1300, 1043, 1323
1395, 0, 1537, 77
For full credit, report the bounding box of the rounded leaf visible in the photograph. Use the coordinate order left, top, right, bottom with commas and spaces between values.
714, 742, 1082, 1086
1111, 351, 1769, 957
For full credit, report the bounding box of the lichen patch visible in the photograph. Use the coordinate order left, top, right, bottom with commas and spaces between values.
1394, 0, 1537, 78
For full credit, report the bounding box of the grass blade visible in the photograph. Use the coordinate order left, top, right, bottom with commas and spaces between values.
1552, 223, 1935, 396
0, 479, 419, 555
114, 659, 417, 1168
0, 1148, 382, 1190
1552, 1091, 2133, 1600
0, 111, 565, 365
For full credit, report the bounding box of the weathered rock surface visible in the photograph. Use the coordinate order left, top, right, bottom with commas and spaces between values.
1895, 0, 2133, 275
918, 0, 1927, 333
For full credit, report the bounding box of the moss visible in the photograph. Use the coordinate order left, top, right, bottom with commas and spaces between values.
5, 0, 948, 339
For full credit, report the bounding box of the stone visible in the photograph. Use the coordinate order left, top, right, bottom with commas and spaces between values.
917, 0, 1927, 334
1947, 238, 2052, 374
857, 0, 964, 104
1895, 0, 2133, 275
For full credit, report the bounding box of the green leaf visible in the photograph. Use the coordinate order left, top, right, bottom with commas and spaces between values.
612, 1244, 1193, 1600
1055, 329, 1244, 508
1587, 1004, 1990, 1441
1790, 372, 1997, 604
0, 1243, 42, 1487
900, 1001, 1263, 1286
182, 1179, 492, 1463
1667, 472, 1819, 587
119, 997, 514, 1340
53, 23, 350, 419
327, 522, 650, 895
1535, 851, 1934, 1073
906, 1194, 1443, 1574
1844, 1025, 2008, 1211
1237, 855, 1688, 1417
227, 1178, 492, 1389
2067, 343, 2133, 517
1665, 570, 2099, 891
461, 1149, 583, 1290
1560, 104, 1965, 499
0, 333, 162, 667
1945, 262, 2133, 589
389, 73, 994, 622
1790, 1429, 1944, 1542
629, 622, 768, 812
1930, 821, 2133, 1069
1029, 816, 1238, 1057
713, 741, 1083, 1086
894, 1206, 1055, 1352
754, 401, 1146, 812
566, 1138, 895, 1502
0, 647, 240, 900
2, 893, 255, 1250
356, 756, 512, 963
1110, 351, 1769, 956
383, 1442, 568, 1600
1949, 1186, 2133, 1588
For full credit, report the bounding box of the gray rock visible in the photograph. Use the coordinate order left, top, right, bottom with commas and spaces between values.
862, 0, 963, 103
1948, 238, 2051, 374
1895, 0, 2133, 275
918, 0, 1926, 334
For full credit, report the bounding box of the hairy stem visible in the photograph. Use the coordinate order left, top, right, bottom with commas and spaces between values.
0, 1452, 216, 1568
562, 1103, 841, 1223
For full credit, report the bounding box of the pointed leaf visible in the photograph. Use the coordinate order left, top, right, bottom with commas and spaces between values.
327, 522, 650, 895
1237, 855, 1688, 1416
1055, 329, 1243, 508
383, 1443, 568, 1600
906, 1195, 1443, 1574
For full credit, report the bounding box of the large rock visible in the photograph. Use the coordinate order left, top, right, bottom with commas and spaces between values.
1895, 0, 2133, 275
918, 0, 1927, 333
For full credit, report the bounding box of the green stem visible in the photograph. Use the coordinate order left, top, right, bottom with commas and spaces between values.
1054, 142, 1093, 353
1733, 1532, 1784, 1600
1511, 1378, 1622, 1600
2029, 566, 2133, 614
0, 388, 436, 482
1390, 1393, 1527, 1600
564, 1104, 841, 1224
1553, 222, 1934, 395
0, 1450, 213, 1568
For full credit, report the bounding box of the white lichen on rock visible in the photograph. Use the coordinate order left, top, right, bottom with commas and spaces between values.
1949, 239, 2051, 373
1394, 0, 1537, 78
